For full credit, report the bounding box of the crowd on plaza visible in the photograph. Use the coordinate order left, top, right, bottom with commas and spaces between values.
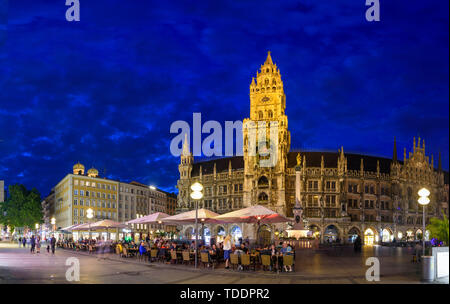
17, 234, 57, 255
51, 234, 297, 273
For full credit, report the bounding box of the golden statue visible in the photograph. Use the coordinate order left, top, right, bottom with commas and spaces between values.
296, 153, 301, 167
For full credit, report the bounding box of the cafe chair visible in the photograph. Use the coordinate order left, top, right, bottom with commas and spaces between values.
230, 254, 239, 270
182, 251, 193, 265
283, 255, 294, 272
171, 251, 179, 264
150, 249, 158, 263
241, 254, 254, 271
122, 247, 129, 258
200, 252, 214, 269
261, 255, 271, 271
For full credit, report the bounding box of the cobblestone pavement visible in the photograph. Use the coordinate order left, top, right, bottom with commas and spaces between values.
0, 242, 444, 284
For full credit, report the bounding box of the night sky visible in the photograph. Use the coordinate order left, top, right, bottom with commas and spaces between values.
0, 0, 448, 198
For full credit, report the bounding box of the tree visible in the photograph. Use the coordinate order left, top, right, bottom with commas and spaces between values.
427, 215, 449, 246
0, 184, 42, 232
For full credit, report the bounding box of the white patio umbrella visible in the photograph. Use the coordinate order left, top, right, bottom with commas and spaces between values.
163, 208, 223, 242
75, 220, 126, 240
214, 205, 290, 245
214, 205, 290, 224
126, 212, 169, 225
60, 224, 82, 231
71, 223, 93, 231
89, 219, 127, 229
126, 212, 171, 238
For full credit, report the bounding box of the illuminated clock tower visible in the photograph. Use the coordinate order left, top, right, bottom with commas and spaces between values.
243, 51, 291, 215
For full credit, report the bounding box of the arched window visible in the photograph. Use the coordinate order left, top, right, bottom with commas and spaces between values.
268, 110, 273, 119
258, 192, 268, 202
258, 111, 263, 119
258, 176, 269, 186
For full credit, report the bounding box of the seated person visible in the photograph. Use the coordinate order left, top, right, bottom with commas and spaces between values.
270, 244, 283, 272
209, 244, 218, 262
239, 243, 249, 254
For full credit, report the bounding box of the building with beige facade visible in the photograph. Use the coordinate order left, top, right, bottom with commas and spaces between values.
48, 163, 174, 240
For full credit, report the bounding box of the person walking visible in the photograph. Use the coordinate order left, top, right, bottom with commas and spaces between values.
22, 236, 27, 248
50, 234, 56, 255
354, 235, 362, 253
36, 236, 41, 254
223, 234, 232, 269
30, 235, 36, 254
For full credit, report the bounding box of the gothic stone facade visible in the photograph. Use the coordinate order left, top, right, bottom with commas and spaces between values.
176, 53, 449, 244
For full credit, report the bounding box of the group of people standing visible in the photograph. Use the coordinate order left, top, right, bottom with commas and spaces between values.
18, 234, 57, 255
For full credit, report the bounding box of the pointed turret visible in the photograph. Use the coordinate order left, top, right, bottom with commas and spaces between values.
360, 158, 364, 175
182, 133, 190, 157
376, 160, 380, 176
404, 148, 407, 162
393, 137, 397, 162
431, 155, 434, 169
265, 51, 273, 65
413, 137, 416, 152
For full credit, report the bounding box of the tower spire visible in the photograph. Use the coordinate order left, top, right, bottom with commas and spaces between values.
393, 137, 397, 162
182, 133, 190, 156
265, 51, 273, 65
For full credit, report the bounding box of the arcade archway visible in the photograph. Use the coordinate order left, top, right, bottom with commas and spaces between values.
382, 228, 393, 243
347, 227, 361, 243
364, 228, 375, 245
257, 225, 272, 246
230, 225, 242, 245
324, 225, 339, 243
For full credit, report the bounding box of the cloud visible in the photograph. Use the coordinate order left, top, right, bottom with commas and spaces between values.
0, 0, 448, 197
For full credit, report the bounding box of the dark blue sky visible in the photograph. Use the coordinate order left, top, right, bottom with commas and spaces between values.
0, 0, 448, 197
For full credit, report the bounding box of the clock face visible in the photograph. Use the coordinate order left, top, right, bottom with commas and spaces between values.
261, 96, 270, 102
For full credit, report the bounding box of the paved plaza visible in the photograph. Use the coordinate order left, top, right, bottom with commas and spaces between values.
2, 242, 445, 284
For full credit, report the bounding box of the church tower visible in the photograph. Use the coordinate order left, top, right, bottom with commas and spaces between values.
243, 52, 291, 215
177, 133, 193, 211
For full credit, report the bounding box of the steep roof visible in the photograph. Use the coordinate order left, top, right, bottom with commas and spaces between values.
190, 151, 449, 183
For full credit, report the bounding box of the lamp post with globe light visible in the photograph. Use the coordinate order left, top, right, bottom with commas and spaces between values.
418, 188, 430, 257
190, 182, 203, 268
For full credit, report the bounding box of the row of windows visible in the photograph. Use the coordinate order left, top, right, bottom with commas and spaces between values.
347, 199, 391, 210
73, 208, 116, 219
73, 199, 116, 209
307, 181, 337, 191
74, 190, 116, 200
74, 180, 116, 191
189, 197, 244, 210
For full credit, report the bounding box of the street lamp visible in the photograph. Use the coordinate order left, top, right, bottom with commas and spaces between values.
418, 188, 430, 257
190, 182, 203, 268
87, 208, 94, 240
